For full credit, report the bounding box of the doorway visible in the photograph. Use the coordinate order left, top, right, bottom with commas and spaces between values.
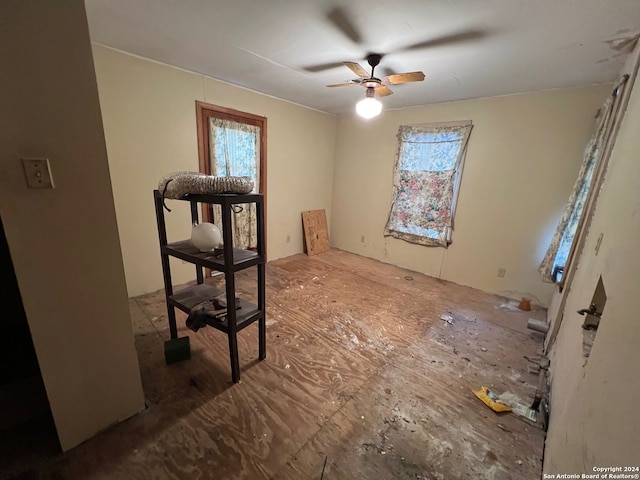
0, 216, 60, 477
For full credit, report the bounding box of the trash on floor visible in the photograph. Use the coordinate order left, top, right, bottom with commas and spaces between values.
518, 297, 531, 311
320, 456, 328, 480
527, 318, 549, 334
473, 387, 539, 423
498, 391, 538, 423
440, 314, 454, 324
524, 355, 550, 372
472, 386, 512, 413
512, 404, 538, 422
496, 302, 521, 312
497, 423, 512, 433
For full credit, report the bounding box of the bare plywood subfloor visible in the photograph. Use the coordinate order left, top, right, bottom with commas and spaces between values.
28, 249, 546, 480
301, 209, 330, 256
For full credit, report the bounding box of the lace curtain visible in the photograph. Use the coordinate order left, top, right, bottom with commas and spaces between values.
384, 121, 473, 247
209, 117, 260, 249
539, 77, 628, 282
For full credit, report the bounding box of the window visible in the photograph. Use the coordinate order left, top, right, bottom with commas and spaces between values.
196, 102, 266, 251
539, 76, 628, 284
210, 118, 260, 184
384, 121, 473, 247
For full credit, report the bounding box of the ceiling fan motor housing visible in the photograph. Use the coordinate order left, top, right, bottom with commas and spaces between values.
325, 52, 425, 98
363, 78, 382, 88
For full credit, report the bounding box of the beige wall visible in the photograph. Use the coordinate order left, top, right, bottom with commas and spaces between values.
93, 45, 337, 297
331, 86, 610, 307
0, 1, 144, 451
544, 45, 640, 473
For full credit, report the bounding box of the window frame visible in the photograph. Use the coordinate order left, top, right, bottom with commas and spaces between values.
195, 101, 267, 256
196, 101, 267, 194
384, 120, 473, 247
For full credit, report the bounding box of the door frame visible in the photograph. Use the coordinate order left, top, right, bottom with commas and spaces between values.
195, 101, 267, 257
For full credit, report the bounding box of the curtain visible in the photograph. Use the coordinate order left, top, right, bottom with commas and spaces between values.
209, 117, 260, 249
539, 77, 627, 282
384, 121, 473, 247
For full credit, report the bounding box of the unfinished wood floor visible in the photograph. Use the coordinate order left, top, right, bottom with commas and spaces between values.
33, 249, 546, 480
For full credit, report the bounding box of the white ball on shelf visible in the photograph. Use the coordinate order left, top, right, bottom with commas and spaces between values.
191, 222, 222, 252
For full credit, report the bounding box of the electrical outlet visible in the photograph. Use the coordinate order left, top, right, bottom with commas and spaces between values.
22, 158, 54, 189
497, 268, 506, 278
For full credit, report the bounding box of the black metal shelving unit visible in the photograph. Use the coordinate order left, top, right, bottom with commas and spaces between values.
153, 190, 266, 383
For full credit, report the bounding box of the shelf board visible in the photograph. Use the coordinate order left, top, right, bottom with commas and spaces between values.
168, 283, 223, 313
168, 284, 263, 334
205, 298, 262, 334
179, 192, 263, 205
163, 240, 264, 272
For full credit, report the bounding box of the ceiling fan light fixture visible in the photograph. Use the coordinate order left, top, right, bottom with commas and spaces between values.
356, 87, 382, 119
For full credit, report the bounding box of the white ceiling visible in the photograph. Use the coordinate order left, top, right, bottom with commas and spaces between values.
85, 0, 640, 115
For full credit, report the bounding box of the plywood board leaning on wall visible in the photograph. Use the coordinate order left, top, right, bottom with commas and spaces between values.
302, 210, 330, 256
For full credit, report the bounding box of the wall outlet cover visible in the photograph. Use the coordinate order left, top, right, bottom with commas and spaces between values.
22, 158, 54, 189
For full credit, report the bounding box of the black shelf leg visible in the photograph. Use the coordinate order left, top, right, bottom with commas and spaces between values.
154, 191, 178, 339
258, 263, 266, 360
166, 282, 178, 339
228, 333, 240, 383
221, 200, 242, 382
190, 200, 204, 285
161, 248, 178, 339
258, 318, 266, 361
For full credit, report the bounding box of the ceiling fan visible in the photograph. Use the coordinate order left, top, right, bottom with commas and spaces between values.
326, 53, 425, 97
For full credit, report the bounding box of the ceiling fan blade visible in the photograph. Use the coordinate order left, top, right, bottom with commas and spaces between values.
326, 81, 360, 88
344, 61, 370, 78
375, 85, 394, 97
381, 66, 396, 77
383, 71, 425, 85
401, 29, 487, 51
302, 61, 346, 73
326, 7, 363, 45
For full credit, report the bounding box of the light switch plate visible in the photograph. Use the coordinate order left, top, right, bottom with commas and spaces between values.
22, 158, 55, 189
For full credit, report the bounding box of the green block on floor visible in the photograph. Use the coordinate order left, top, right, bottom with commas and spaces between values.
164, 336, 191, 364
